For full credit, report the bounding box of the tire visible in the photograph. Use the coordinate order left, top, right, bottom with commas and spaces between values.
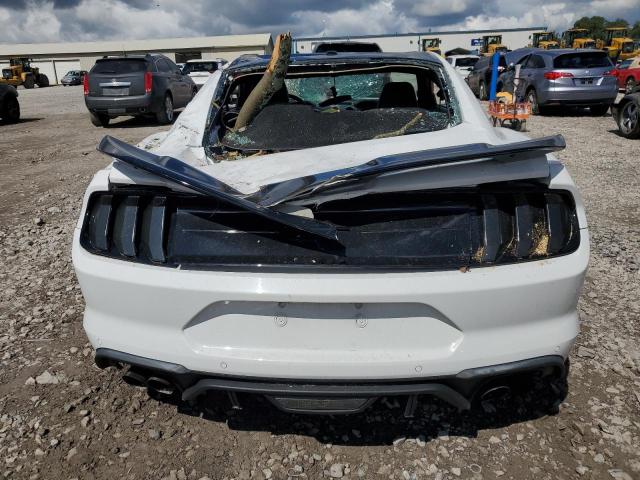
590, 104, 609, 116
526, 88, 542, 115
616, 96, 640, 139
625, 77, 636, 95
1, 95, 20, 124
23, 75, 35, 89
89, 111, 110, 127
37, 74, 49, 88
155, 93, 174, 124
479, 81, 487, 101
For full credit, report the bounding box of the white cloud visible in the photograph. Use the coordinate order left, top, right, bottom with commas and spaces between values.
292, 1, 419, 37
412, 0, 470, 17
0, 0, 638, 44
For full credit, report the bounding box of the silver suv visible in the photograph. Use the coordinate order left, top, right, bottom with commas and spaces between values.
500, 49, 618, 115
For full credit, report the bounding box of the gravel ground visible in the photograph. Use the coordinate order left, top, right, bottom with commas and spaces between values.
0, 86, 639, 480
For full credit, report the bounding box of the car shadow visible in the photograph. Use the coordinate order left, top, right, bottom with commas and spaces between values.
607, 129, 629, 138
101, 111, 183, 129
148, 374, 567, 446
538, 107, 611, 118
1, 117, 42, 125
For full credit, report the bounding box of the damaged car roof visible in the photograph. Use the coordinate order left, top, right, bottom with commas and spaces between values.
227, 51, 446, 70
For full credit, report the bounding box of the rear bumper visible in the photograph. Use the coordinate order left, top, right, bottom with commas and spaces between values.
85, 94, 155, 116
74, 226, 589, 380
95, 348, 567, 413
539, 85, 618, 106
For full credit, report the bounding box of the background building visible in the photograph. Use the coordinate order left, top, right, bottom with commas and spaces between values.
0, 34, 273, 85
294, 27, 546, 55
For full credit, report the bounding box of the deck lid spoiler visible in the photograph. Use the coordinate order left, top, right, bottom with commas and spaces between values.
98, 134, 564, 242
251, 134, 566, 206
97, 136, 340, 244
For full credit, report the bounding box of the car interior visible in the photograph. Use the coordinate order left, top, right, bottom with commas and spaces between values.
215, 64, 456, 152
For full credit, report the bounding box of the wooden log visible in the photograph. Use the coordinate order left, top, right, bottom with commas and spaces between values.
234, 32, 292, 130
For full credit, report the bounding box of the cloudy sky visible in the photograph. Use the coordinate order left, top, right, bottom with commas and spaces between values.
1, 0, 639, 44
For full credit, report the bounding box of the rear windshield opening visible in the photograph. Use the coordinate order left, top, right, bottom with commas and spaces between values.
212, 64, 459, 155
183, 62, 218, 73
455, 58, 479, 68
553, 52, 612, 69
91, 59, 148, 74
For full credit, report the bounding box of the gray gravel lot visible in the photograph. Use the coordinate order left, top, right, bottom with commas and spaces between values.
0, 85, 639, 480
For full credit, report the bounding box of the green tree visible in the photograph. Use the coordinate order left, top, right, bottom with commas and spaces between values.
574, 16, 607, 40
630, 20, 640, 39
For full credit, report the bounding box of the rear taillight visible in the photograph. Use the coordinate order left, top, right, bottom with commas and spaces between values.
80, 188, 580, 269
544, 71, 574, 80
83, 74, 89, 95
144, 72, 152, 94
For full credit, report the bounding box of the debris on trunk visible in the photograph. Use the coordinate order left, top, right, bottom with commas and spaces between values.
234, 32, 292, 130
374, 112, 424, 139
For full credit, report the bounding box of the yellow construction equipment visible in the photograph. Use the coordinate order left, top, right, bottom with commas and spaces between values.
421, 38, 442, 56
480, 35, 508, 56
0, 58, 50, 89
561, 28, 596, 49
597, 27, 637, 61
531, 32, 560, 49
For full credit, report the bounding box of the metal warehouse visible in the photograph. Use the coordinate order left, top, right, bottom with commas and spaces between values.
294, 27, 546, 55
0, 34, 273, 85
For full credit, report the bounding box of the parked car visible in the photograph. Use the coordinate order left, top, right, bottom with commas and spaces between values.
74, 49, 588, 416
607, 56, 640, 93
498, 49, 618, 115
467, 49, 532, 99
181, 58, 227, 90
61, 70, 88, 86
613, 85, 640, 138
84, 53, 196, 127
0, 84, 19, 123
445, 54, 479, 78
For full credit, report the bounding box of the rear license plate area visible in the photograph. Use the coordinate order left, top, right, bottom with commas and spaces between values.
578, 78, 594, 85
102, 87, 129, 96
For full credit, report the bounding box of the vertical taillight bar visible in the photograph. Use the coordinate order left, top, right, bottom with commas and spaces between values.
144, 72, 153, 95
83, 74, 89, 96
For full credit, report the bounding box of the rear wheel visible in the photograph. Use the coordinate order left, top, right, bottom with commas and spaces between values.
89, 111, 110, 127
37, 74, 49, 88
616, 96, 640, 139
1, 95, 20, 123
479, 81, 487, 101
590, 104, 609, 116
625, 77, 636, 94
527, 88, 543, 115
23, 75, 35, 89
155, 94, 174, 124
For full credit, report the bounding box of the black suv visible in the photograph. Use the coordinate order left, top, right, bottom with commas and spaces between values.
84, 54, 196, 127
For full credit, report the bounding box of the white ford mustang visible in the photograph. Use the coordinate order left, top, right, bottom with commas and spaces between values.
72, 48, 589, 415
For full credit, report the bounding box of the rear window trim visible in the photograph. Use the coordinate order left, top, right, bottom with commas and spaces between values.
91, 58, 150, 74
552, 52, 613, 69
206, 59, 461, 151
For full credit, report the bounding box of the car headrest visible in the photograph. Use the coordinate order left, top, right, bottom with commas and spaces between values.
378, 82, 418, 108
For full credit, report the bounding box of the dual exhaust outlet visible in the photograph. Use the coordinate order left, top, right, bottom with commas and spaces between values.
122, 369, 176, 397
